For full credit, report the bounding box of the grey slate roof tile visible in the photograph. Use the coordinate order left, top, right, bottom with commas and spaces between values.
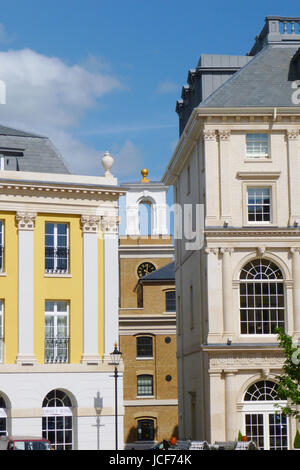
0, 124, 70, 174
198, 45, 300, 108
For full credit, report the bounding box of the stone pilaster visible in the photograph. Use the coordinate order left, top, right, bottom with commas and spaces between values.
80, 215, 101, 364
101, 215, 119, 356
221, 248, 234, 337
15, 211, 37, 365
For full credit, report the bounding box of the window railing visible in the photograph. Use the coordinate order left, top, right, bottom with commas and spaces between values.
45, 337, 69, 363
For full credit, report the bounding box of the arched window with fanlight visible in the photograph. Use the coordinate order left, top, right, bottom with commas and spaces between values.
242, 380, 289, 450
42, 389, 73, 450
239, 259, 285, 335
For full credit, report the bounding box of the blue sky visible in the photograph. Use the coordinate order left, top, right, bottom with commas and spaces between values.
0, 0, 299, 185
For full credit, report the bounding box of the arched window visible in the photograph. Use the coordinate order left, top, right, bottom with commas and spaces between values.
42, 390, 73, 450
244, 380, 279, 401
0, 395, 7, 436
139, 200, 153, 235
137, 418, 155, 441
242, 380, 288, 450
240, 259, 285, 334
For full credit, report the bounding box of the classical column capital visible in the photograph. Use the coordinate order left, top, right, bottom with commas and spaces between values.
81, 215, 101, 233
218, 129, 231, 141
100, 215, 119, 235
290, 247, 300, 255
202, 129, 217, 141
286, 129, 299, 140
205, 247, 219, 255
16, 212, 37, 231
220, 247, 234, 255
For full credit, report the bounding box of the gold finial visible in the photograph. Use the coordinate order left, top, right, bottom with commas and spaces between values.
141, 168, 150, 183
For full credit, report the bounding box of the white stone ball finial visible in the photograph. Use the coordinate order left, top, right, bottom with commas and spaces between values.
101, 151, 114, 177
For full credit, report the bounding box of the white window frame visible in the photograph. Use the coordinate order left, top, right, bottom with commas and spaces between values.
239, 259, 285, 336
241, 404, 289, 450
239, 178, 279, 227
245, 133, 270, 159
247, 187, 271, 224
0, 301, 3, 363
45, 301, 69, 363
45, 222, 69, 274
137, 374, 154, 398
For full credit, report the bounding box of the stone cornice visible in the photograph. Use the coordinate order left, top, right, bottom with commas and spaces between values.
162, 107, 300, 186
205, 228, 300, 238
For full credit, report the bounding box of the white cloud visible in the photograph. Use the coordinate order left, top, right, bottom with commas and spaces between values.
155, 80, 179, 94
0, 48, 131, 175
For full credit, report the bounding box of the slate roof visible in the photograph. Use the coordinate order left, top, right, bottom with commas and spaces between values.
0, 124, 70, 174
140, 262, 175, 282
198, 45, 300, 108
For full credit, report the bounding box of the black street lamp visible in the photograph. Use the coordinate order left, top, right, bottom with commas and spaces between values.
110, 343, 122, 450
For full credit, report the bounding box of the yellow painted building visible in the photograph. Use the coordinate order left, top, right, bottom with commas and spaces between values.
0, 126, 124, 450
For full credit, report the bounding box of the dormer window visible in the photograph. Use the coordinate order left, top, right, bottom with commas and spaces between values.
0, 148, 24, 171
246, 134, 269, 158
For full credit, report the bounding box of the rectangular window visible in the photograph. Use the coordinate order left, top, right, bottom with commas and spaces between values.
165, 291, 176, 312
136, 336, 153, 358
137, 375, 153, 396
45, 301, 69, 363
246, 134, 269, 158
247, 188, 271, 223
0, 221, 3, 272
0, 301, 3, 363
45, 223, 69, 274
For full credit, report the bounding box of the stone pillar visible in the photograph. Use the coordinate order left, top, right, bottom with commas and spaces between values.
221, 248, 234, 336
209, 371, 226, 443
80, 215, 101, 364
203, 129, 219, 225
16, 212, 37, 365
101, 215, 119, 356
224, 370, 238, 441
291, 248, 300, 337
218, 130, 231, 224
286, 130, 300, 226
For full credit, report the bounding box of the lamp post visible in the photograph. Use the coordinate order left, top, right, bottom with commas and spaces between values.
110, 343, 122, 450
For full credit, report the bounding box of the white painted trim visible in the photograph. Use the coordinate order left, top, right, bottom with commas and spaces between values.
81, 231, 100, 364
16, 229, 36, 365
124, 399, 178, 406
104, 233, 119, 354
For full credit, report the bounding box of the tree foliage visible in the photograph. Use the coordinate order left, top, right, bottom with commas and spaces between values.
275, 328, 300, 420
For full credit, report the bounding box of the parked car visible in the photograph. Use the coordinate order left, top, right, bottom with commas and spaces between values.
0, 436, 52, 450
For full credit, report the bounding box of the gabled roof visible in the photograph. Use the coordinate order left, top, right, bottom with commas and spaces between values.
198, 45, 300, 108
139, 262, 175, 282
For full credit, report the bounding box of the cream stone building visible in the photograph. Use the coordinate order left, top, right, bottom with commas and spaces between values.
163, 17, 300, 450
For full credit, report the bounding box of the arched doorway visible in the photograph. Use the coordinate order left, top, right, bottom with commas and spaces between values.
42, 389, 73, 450
242, 380, 289, 450
0, 395, 7, 436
